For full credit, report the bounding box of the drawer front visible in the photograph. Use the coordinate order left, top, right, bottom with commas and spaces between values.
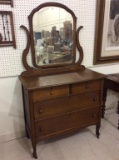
72, 80, 101, 95
35, 107, 99, 138
34, 91, 100, 120
32, 85, 69, 102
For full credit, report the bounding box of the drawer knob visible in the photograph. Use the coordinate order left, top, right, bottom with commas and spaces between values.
39, 109, 43, 113
85, 84, 89, 89
51, 91, 53, 95
93, 114, 97, 118
93, 98, 97, 102
39, 127, 44, 132
68, 112, 71, 116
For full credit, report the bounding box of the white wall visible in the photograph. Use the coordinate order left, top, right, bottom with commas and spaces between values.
0, 0, 119, 142
0, 77, 25, 142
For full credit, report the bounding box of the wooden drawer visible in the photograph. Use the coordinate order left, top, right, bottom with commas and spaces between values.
35, 107, 99, 138
72, 80, 101, 95
34, 91, 100, 120
32, 85, 69, 102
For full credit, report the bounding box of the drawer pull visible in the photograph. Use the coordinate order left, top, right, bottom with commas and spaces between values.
93, 98, 97, 102
68, 112, 71, 116
93, 114, 97, 118
39, 109, 43, 113
85, 84, 89, 89
39, 127, 44, 132
50, 88, 54, 95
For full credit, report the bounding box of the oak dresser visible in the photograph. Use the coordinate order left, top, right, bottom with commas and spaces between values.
19, 2, 105, 158
19, 69, 104, 158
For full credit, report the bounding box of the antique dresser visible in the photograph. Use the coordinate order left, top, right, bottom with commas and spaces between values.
19, 2, 104, 159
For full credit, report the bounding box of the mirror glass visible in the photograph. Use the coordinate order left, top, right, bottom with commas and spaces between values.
33, 6, 74, 66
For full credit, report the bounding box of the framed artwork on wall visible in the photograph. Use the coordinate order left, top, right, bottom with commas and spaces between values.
0, 11, 16, 48
94, 0, 119, 64
0, 0, 13, 7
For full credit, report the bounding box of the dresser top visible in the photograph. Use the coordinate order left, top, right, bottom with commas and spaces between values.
19, 68, 105, 90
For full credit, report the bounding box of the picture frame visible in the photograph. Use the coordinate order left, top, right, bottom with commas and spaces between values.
0, 11, 16, 48
0, 0, 13, 7
94, 0, 119, 64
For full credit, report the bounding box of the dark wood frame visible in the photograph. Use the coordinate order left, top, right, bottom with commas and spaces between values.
94, 0, 119, 64
28, 2, 77, 69
0, 11, 16, 48
0, 0, 13, 7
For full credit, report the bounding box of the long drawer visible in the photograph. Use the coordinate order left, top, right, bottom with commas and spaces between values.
35, 107, 99, 138
34, 91, 100, 120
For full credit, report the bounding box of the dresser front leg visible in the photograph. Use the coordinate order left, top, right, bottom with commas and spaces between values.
117, 101, 119, 114
118, 118, 119, 130
96, 124, 100, 138
26, 128, 30, 139
32, 143, 38, 159
102, 87, 107, 118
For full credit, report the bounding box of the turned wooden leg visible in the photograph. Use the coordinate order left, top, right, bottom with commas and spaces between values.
32, 144, 37, 159
117, 101, 119, 114
118, 118, 119, 130
96, 124, 100, 138
26, 128, 30, 139
117, 96, 119, 129
102, 87, 107, 118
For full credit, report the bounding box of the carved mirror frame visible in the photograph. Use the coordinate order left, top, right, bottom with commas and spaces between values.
20, 2, 84, 76
29, 2, 77, 68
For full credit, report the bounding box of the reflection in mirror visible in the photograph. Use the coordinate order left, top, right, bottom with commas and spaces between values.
33, 6, 73, 66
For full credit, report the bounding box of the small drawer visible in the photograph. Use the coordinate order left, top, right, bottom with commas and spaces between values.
72, 80, 101, 95
32, 85, 69, 102
35, 107, 99, 138
34, 91, 100, 120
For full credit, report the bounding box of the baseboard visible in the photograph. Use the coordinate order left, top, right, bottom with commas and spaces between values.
0, 130, 25, 143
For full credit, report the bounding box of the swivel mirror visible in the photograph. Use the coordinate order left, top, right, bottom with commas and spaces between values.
33, 7, 74, 66
20, 2, 84, 75
28, 2, 77, 68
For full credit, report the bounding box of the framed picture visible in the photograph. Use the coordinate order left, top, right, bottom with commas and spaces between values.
94, 0, 119, 64
0, 0, 13, 7
0, 11, 16, 48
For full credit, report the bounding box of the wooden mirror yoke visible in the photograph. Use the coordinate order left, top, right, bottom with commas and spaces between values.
20, 2, 85, 76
